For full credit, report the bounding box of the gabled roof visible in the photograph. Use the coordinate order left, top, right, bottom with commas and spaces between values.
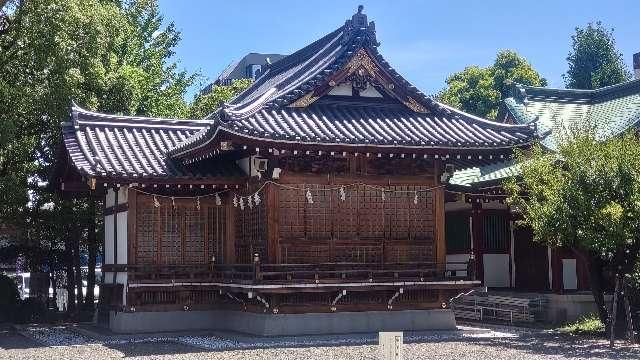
501, 79, 640, 150
169, 7, 538, 160
60, 105, 244, 182
454, 79, 640, 189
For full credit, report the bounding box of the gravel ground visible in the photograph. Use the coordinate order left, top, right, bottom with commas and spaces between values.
1, 323, 639, 360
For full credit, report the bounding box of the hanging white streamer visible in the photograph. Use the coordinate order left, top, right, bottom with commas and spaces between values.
254, 192, 261, 205
413, 191, 418, 205
153, 195, 160, 208
306, 189, 313, 204
339, 186, 346, 201
381, 190, 386, 201
196, 196, 201, 210
233, 195, 238, 207
239, 196, 245, 210
247, 195, 253, 209
215, 194, 222, 206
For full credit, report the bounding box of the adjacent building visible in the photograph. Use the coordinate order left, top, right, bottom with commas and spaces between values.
201, 52, 286, 94
448, 74, 640, 322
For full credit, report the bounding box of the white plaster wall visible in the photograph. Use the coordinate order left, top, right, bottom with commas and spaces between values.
103, 272, 113, 284
328, 83, 352, 96
118, 186, 128, 204
115, 272, 128, 285
104, 214, 114, 264
117, 211, 128, 264
105, 189, 116, 208
483, 253, 510, 288
562, 259, 578, 290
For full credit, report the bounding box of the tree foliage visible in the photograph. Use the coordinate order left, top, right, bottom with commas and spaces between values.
188, 79, 252, 119
505, 130, 640, 327
0, 0, 193, 311
438, 50, 546, 119
564, 22, 631, 90
506, 131, 640, 262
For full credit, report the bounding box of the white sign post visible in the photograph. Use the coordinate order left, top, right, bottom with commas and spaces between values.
379, 332, 403, 360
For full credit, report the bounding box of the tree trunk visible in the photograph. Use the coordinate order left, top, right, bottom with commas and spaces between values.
586, 255, 609, 325
85, 199, 97, 309
72, 223, 84, 308
610, 275, 621, 347
65, 242, 76, 313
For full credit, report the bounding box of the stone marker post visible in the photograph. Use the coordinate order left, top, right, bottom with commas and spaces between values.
379, 332, 403, 360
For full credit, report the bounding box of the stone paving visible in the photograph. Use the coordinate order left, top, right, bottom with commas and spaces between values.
1, 323, 638, 359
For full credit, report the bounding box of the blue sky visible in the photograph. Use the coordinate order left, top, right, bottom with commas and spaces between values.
158, 0, 639, 100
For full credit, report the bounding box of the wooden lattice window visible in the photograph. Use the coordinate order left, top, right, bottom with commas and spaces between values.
483, 213, 509, 252
206, 206, 226, 263
277, 184, 436, 263
160, 206, 182, 264
134, 194, 226, 265
135, 206, 156, 264
234, 196, 267, 263
357, 186, 385, 241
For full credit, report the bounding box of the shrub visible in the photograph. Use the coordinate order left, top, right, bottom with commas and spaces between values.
15, 298, 47, 323
0, 274, 19, 322
559, 314, 605, 335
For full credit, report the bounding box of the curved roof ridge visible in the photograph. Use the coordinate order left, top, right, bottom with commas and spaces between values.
435, 101, 538, 131
70, 104, 212, 129
226, 28, 345, 108
513, 78, 640, 100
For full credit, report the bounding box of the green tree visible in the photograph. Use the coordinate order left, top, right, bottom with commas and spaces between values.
564, 22, 631, 90
0, 0, 194, 311
189, 79, 252, 119
505, 130, 640, 339
438, 50, 546, 119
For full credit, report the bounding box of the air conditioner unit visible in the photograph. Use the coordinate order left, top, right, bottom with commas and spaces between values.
253, 156, 268, 172
236, 156, 268, 178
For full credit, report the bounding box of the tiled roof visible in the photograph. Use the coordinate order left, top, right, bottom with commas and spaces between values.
503, 79, 640, 150
449, 160, 520, 187
61, 105, 244, 180
170, 100, 537, 159
169, 7, 539, 159
455, 79, 640, 188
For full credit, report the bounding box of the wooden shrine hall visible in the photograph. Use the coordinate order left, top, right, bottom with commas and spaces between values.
53, 6, 539, 335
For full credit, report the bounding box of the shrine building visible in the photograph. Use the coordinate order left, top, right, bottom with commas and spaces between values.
53, 6, 539, 334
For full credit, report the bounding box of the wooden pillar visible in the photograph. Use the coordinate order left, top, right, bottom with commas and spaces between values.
225, 193, 236, 264
471, 201, 484, 283
266, 183, 280, 263
113, 187, 119, 284
127, 188, 137, 265
551, 248, 564, 293
434, 186, 446, 274
509, 219, 516, 288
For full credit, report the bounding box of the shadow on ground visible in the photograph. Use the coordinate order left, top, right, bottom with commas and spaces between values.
0, 324, 42, 350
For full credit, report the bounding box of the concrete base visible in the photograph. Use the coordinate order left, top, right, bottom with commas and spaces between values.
109, 309, 457, 336
544, 293, 612, 324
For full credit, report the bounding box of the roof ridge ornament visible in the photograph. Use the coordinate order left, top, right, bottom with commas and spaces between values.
342, 5, 379, 47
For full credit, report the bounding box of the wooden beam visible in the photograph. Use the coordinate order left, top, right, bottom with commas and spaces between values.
434, 186, 446, 273
127, 188, 137, 265
266, 183, 280, 263
225, 193, 236, 264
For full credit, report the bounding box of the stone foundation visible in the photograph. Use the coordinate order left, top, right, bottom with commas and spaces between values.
109, 309, 457, 335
